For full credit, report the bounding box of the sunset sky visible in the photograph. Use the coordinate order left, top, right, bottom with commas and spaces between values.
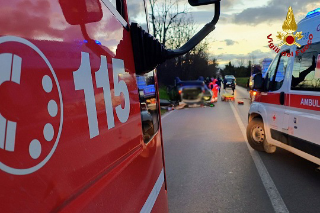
186, 0, 320, 67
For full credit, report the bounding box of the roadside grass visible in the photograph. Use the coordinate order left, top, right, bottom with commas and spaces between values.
236, 77, 249, 88
159, 86, 170, 100
159, 86, 170, 115
160, 109, 167, 115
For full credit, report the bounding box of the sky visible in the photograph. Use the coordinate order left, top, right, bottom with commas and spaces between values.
185, 0, 320, 68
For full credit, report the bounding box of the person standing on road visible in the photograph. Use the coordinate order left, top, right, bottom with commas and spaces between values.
216, 77, 222, 94
231, 79, 236, 95
223, 78, 227, 90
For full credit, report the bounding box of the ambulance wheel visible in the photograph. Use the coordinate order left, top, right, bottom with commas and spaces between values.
246, 118, 266, 152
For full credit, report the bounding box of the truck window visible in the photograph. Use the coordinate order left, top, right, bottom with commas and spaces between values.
101, 0, 127, 27
265, 51, 289, 91
291, 42, 320, 91
137, 71, 159, 143
107, 0, 124, 16
127, 1, 149, 32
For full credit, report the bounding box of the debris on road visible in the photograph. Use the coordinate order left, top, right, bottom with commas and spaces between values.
221, 93, 235, 102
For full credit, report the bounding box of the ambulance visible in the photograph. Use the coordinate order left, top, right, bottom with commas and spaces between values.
0, 0, 220, 212
247, 8, 320, 165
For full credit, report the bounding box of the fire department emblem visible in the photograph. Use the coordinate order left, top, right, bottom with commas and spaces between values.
277, 7, 303, 47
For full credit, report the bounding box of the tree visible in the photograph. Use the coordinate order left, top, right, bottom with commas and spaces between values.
147, 0, 218, 85
223, 61, 235, 76
238, 58, 245, 67
148, 0, 188, 47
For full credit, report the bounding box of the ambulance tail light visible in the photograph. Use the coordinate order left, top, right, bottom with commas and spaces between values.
253, 91, 257, 96
179, 90, 182, 95
306, 8, 320, 18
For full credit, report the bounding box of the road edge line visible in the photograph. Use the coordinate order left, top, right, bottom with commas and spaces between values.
229, 102, 289, 213
161, 110, 174, 120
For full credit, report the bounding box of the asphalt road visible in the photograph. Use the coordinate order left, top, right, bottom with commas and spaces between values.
161, 86, 320, 213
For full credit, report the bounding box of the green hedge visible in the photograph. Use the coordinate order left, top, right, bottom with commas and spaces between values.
236, 77, 249, 88
159, 86, 170, 100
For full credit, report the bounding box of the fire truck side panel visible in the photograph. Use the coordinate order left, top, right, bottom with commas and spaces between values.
0, 0, 168, 212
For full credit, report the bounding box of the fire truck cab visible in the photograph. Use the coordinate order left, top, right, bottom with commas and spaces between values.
247, 8, 320, 165
0, 0, 220, 212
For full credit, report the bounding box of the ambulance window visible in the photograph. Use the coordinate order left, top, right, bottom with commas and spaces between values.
137, 71, 159, 143
127, 1, 149, 32
265, 54, 280, 91
291, 42, 320, 91
265, 51, 288, 91
274, 51, 289, 90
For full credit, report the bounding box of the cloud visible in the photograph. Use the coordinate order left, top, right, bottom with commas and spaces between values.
190, 11, 232, 26
232, 0, 319, 25
191, 11, 215, 24
224, 39, 238, 46
127, 1, 145, 22
216, 49, 276, 67
221, 0, 238, 9
233, 6, 286, 25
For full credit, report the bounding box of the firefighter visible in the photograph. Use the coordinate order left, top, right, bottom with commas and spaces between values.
209, 78, 219, 102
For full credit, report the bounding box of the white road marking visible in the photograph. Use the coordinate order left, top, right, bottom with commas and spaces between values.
161, 110, 174, 120
229, 102, 289, 213
140, 169, 165, 213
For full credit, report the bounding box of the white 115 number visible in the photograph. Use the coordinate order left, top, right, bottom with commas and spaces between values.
73, 52, 130, 138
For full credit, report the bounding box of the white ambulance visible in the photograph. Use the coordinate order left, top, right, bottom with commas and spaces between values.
247, 8, 320, 165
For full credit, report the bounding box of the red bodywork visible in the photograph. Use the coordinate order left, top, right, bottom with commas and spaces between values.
0, 0, 168, 212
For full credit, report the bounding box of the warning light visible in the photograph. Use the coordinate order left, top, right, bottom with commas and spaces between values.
253, 91, 257, 96
83, 40, 101, 45
306, 8, 320, 18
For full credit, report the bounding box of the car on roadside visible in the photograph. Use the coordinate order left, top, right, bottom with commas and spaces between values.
224, 75, 236, 88
168, 77, 213, 105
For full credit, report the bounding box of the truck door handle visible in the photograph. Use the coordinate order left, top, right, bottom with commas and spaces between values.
280, 92, 285, 105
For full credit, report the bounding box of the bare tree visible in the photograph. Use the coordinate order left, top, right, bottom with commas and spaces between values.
148, 0, 189, 48
147, 0, 218, 84
249, 54, 256, 65
238, 58, 245, 67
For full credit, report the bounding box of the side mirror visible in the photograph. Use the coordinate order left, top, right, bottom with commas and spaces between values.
189, 0, 220, 6
253, 74, 264, 91
131, 0, 221, 75
59, 0, 103, 25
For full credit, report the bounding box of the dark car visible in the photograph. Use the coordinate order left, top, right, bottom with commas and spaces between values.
224, 76, 236, 88
168, 77, 212, 105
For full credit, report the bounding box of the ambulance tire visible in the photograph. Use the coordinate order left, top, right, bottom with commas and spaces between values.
246, 118, 266, 152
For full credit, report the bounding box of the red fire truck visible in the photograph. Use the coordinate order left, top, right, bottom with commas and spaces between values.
0, 0, 220, 212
